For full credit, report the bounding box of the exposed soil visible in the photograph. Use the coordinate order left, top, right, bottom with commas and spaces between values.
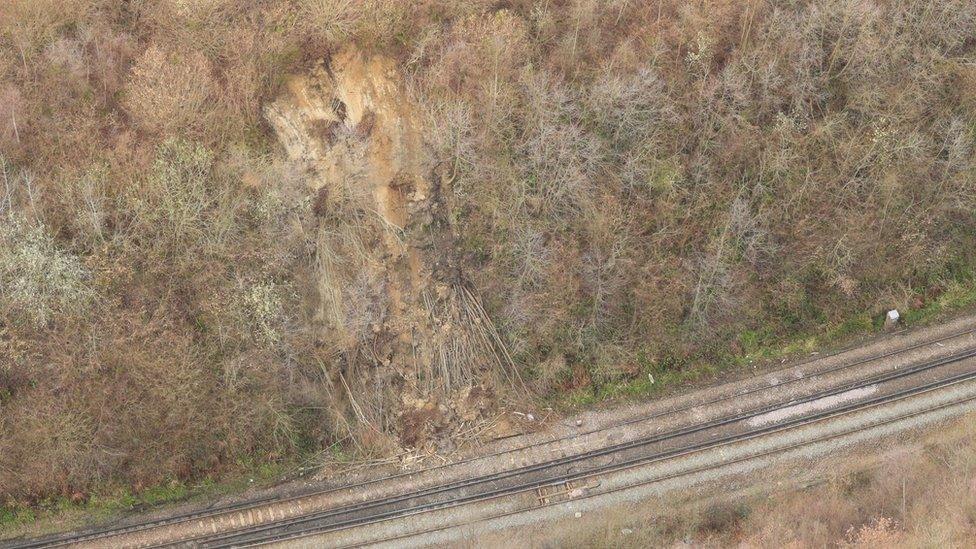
264, 47, 519, 452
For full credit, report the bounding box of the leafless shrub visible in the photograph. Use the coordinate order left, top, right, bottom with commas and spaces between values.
300, 0, 364, 44
0, 158, 93, 327
688, 251, 735, 331
123, 46, 216, 136
43, 38, 85, 80
0, 85, 23, 150
0, 215, 93, 327
424, 98, 476, 194
587, 66, 679, 190
509, 224, 553, 289
686, 195, 762, 332
578, 201, 633, 334
516, 73, 601, 217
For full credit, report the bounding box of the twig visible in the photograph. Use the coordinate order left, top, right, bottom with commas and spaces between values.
11, 111, 20, 144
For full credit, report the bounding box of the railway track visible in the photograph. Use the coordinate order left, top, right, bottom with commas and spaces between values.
349, 383, 976, 549
185, 345, 976, 547
7, 320, 976, 548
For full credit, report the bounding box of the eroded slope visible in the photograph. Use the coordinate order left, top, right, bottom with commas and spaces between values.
265, 47, 520, 449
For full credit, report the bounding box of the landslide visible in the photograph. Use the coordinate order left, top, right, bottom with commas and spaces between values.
265, 47, 522, 453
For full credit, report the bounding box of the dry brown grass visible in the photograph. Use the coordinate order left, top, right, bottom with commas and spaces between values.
124, 46, 217, 137
1, 0, 975, 509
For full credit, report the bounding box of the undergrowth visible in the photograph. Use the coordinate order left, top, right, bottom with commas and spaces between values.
1, 0, 975, 516
562, 264, 976, 409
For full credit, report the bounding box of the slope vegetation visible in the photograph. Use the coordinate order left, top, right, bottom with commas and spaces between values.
1, 0, 975, 509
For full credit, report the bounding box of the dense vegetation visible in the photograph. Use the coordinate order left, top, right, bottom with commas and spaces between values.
1, 0, 975, 506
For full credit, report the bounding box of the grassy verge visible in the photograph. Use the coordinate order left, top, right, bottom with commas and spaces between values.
558, 267, 976, 410
0, 462, 291, 540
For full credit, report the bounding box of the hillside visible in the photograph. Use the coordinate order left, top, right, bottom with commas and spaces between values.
1, 0, 975, 512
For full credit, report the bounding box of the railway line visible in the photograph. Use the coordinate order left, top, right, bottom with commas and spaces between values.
187, 345, 976, 547
351, 383, 976, 549
7, 316, 976, 548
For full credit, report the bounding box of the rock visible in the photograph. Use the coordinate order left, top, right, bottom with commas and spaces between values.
620, 528, 633, 536
574, 511, 582, 518
575, 419, 583, 427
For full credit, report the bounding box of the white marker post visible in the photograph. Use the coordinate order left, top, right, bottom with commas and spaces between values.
885, 309, 900, 330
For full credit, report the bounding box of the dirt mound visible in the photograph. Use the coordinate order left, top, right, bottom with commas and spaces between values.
265, 47, 520, 450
